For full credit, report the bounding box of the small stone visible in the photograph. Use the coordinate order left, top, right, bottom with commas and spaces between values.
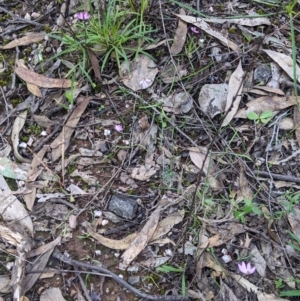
95, 140, 109, 153
128, 276, 140, 285
254, 65, 271, 84
108, 194, 138, 220
45, 47, 52, 53
31, 12, 41, 19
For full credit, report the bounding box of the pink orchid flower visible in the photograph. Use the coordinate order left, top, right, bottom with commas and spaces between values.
238, 262, 256, 275
75, 12, 91, 20
114, 124, 123, 132
190, 26, 199, 34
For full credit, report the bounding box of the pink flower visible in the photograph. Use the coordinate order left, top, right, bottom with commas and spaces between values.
238, 262, 256, 275
75, 12, 91, 20
190, 26, 199, 34
114, 124, 123, 132
139, 78, 152, 89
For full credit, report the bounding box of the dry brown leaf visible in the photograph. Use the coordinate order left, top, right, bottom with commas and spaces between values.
160, 64, 188, 83
23, 145, 48, 211
3, 32, 46, 49
176, 15, 240, 52
221, 61, 245, 127
198, 234, 220, 248
250, 245, 266, 277
131, 164, 157, 181
15, 67, 75, 88
288, 208, 300, 239
278, 117, 294, 130
32, 114, 56, 128
16, 60, 42, 97
83, 222, 137, 250
120, 54, 158, 91
252, 85, 285, 96
267, 220, 280, 243
198, 83, 228, 118
231, 274, 288, 301
202, 252, 224, 277
143, 38, 173, 50
158, 92, 193, 114
24, 248, 54, 293
51, 97, 91, 162
294, 106, 300, 146
122, 199, 163, 266
235, 96, 298, 118
86, 47, 101, 81
0, 176, 34, 236
40, 288, 67, 301
236, 164, 253, 202
189, 147, 222, 191
11, 110, 31, 163
151, 209, 184, 241
170, 9, 187, 55
0, 275, 11, 293
205, 17, 271, 26
263, 49, 300, 84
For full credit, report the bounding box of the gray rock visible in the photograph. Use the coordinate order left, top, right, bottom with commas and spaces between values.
254, 65, 271, 84
108, 194, 138, 220
128, 276, 140, 285
95, 140, 109, 153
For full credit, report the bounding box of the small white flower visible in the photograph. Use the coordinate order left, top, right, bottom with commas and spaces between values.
40, 131, 47, 136
139, 78, 152, 89
104, 129, 111, 136
101, 219, 109, 226
19, 142, 27, 148
94, 210, 102, 217
95, 250, 102, 256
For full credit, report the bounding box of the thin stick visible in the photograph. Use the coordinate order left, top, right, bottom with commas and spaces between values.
52, 249, 190, 301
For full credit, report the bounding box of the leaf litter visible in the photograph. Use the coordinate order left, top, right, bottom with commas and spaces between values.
1, 1, 300, 301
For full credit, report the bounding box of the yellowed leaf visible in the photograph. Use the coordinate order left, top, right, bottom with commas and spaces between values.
15, 67, 75, 88
83, 222, 137, 250
170, 9, 187, 55
122, 200, 162, 266
235, 96, 298, 118
16, 60, 42, 97
176, 14, 240, 52
221, 61, 245, 127
294, 106, 300, 146
3, 32, 45, 49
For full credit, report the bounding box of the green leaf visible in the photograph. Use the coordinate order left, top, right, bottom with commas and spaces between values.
260, 118, 271, 124
246, 112, 259, 120
280, 290, 300, 297
156, 265, 184, 273
260, 110, 273, 119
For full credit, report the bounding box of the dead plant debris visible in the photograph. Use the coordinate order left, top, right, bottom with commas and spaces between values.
1, 1, 300, 301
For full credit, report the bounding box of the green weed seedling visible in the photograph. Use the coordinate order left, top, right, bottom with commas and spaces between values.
280, 192, 300, 216
279, 276, 300, 297
287, 230, 300, 253
275, 278, 284, 289
232, 198, 262, 223
156, 265, 186, 297
246, 110, 273, 124
50, 0, 154, 83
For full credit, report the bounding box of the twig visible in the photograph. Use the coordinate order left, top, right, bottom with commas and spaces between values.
254, 170, 300, 184
52, 249, 190, 301
0, 6, 46, 27
74, 267, 92, 301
